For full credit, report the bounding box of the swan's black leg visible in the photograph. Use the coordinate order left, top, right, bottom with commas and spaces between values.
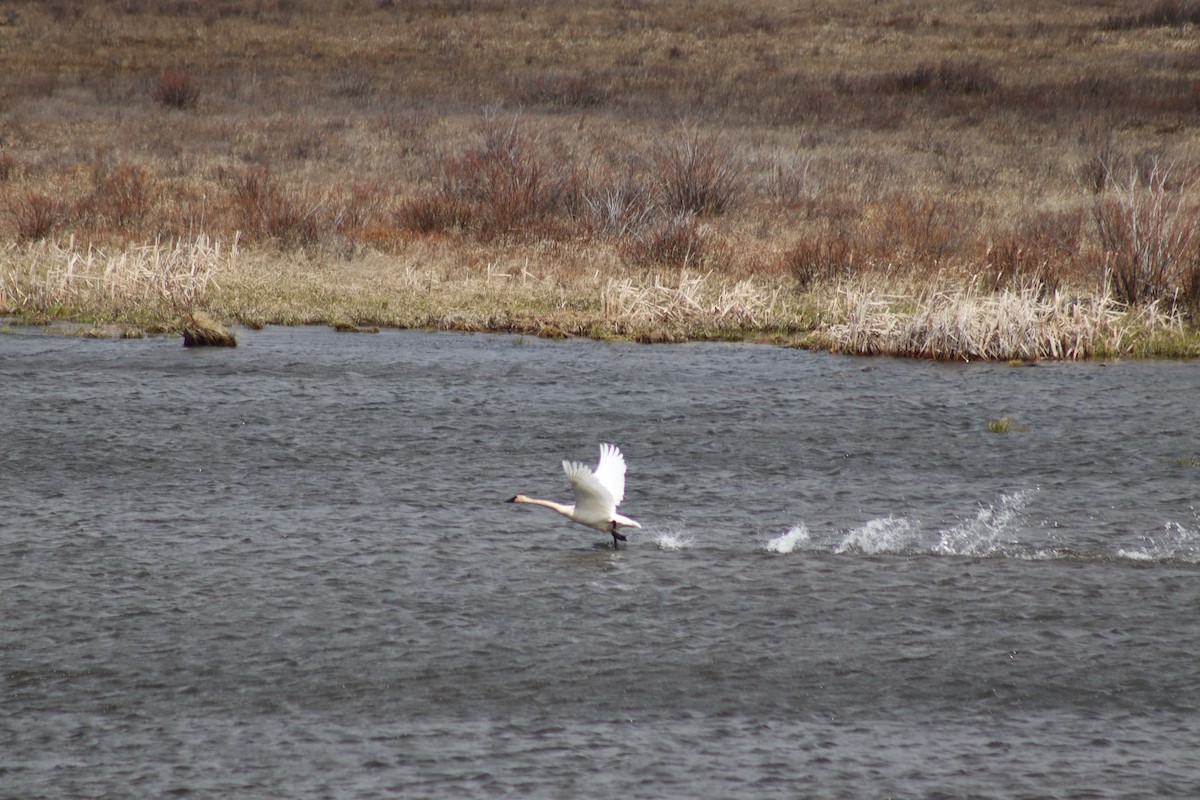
611, 524, 627, 548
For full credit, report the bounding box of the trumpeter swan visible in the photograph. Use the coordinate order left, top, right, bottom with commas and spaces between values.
507, 443, 642, 547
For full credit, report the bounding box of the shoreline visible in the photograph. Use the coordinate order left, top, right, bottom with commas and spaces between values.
3, 237, 1197, 360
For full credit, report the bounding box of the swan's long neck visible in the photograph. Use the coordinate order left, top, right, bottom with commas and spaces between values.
509, 494, 576, 520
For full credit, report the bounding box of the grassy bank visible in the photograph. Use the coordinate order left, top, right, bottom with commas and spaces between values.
3, 0, 1200, 358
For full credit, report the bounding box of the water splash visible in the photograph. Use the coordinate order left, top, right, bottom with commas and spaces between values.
835, 516, 922, 555
654, 531, 694, 551
764, 524, 811, 554
1117, 514, 1200, 564
767, 490, 1200, 565
768, 490, 1037, 559
933, 489, 1035, 557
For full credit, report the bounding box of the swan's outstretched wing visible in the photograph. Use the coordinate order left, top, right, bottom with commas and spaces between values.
592, 443, 627, 507
562, 458, 615, 524
562, 444, 627, 518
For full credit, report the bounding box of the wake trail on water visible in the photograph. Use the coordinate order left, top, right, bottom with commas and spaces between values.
763, 489, 1036, 558
762, 491, 1200, 565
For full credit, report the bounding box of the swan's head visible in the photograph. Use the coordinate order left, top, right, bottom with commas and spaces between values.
506, 494, 528, 504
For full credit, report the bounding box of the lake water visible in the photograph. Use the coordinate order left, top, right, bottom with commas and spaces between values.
2, 327, 1198, 799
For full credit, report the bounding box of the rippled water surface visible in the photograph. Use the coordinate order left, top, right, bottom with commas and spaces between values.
3, 327, 1199, 798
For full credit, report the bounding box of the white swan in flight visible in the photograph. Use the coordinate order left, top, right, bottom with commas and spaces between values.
507, 443, 642, 547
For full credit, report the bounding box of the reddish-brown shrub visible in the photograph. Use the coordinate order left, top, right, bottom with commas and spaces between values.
224, 166, 323, 246
332, 181, 387, 234
984, 209, 1083, 291
11, 191, 69, 241
396, 190, 471, 234
88, 164, 154, 230
654, 127, 745, 216
153, 68, 201, 110
429, 114, 582, 239
867, 191, 982, 262
782, 227, 859, 288
624, 212, 710, 269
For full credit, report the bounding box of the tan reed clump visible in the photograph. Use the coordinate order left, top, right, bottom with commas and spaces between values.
824, 280, 1182, 361
602, 270, 783, 329
0, 236, 234, 325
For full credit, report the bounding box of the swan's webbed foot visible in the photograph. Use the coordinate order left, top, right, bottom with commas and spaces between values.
611, 528, 627, 548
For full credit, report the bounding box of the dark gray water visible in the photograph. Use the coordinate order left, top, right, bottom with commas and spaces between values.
2, 327, 1198, 799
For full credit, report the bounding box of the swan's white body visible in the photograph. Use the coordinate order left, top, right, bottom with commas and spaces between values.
507, 443, 642, 546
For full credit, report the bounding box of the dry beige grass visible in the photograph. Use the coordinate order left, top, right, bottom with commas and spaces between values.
3, 0, 1200, 357
603, 271, 784, 329
0, 236, 231, 324
824, 279, 1185, 360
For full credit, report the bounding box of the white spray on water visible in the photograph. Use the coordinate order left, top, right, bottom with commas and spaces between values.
764, 523, 811, 554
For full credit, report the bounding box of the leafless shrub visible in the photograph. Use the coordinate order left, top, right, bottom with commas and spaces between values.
1078, 121, 1120, 193
87, 163, 155, 231
396, 190, 471, 234
332, 181, 387, 234
515, 70, 611, 109
225, 166, 324, 246
984, 209, 1083, 291
868, 191, 982, 262
581, 172, 656, 239
782, 227, 859, 288
433, 113, 580, 239
624, 212, 710, 269
333, 67, 374, 100
1090, 157, 1200, 309
10, 191, 70, 241
153, 68, 201, 110
654, 126, 745, 216
767, 152, 816, 208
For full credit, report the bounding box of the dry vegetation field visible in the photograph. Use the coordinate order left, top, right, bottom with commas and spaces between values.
3, 0, 1200, 357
